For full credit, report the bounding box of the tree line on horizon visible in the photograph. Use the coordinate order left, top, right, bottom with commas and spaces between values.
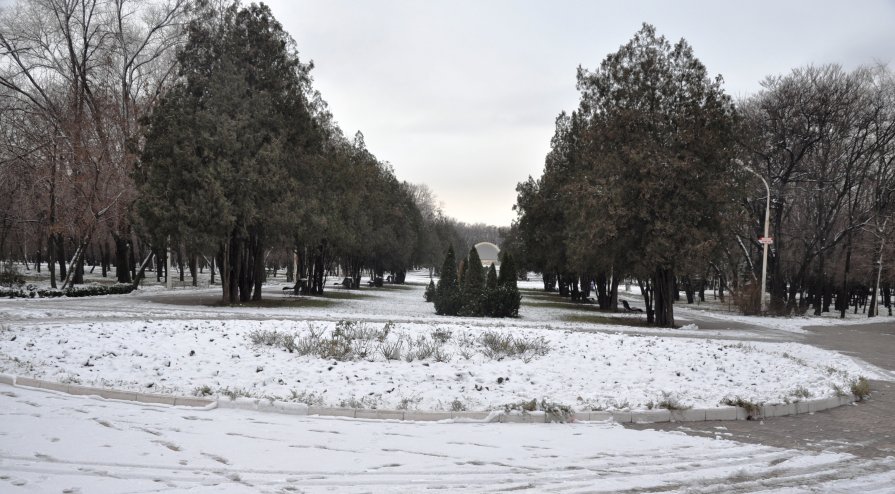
0, 0, 500, 302
506, 24, 895, 326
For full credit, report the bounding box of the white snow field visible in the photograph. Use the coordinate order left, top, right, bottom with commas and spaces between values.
0, 272, 884, 412
1, 270, 893, 492
2, 384, 895, 493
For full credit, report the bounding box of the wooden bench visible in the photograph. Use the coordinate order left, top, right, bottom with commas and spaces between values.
333, 277, 354, 289
283, 279, 307, 296
622, 300, 643, 312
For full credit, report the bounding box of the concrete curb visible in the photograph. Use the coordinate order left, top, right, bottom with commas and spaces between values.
0, 374, 857, 423
5, 375, 215, 409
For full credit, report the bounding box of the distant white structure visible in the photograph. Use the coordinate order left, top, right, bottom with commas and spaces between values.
474, 242, 500, 268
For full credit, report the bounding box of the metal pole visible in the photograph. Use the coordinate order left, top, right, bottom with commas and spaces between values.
742, 165, 770, 314
760, 180, 770, 314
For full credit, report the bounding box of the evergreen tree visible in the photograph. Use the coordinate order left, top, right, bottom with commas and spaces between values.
496, 251, 521, 317
460, 247, 485, 316
424, 277, 436, 302
137, 2, 317, 303
497, 252, 518, 289
483, 263, 499, 316
573, 24, 735, 326
434, 246, 461, 315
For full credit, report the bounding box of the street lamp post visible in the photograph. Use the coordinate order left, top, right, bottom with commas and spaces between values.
743, 166, 771, 314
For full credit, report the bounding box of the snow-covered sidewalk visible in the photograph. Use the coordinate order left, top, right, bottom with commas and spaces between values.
2, 384, 894, 493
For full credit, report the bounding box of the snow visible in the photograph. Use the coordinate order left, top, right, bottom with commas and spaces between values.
0, 273, 885, 412
1, 269, 894, 491
2, 383, 893, 493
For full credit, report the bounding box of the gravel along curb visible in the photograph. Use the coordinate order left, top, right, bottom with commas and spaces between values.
1, 373, 857, 422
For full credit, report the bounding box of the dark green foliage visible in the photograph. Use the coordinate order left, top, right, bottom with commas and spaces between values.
433, 246, 461, 315
482, 264, 499, 316
511, 24, 736, 326
497, 252, 518, 289
460, 248, 485, 316
0, 265, 25, 288
424, 278, 436, 302
493, 252, 521, 317
1, 283, 135, 299
137, 2, 317, 303
431, 247, 521, 318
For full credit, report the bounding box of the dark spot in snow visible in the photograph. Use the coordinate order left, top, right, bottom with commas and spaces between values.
327, 366, 333, 371
256, 366, 263, 373
189, 350, 195, 356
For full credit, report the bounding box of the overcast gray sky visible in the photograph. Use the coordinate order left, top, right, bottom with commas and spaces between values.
263, 0, 895, 226
3, 0, 893, 225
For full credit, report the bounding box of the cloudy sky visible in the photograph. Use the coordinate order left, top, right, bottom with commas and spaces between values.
3, 0, 893, 225
262, 0, 895, 225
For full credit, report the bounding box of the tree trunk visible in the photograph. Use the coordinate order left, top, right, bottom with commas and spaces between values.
131, 251, 154, 289
653, 266, 675, 327
189, 253, 198, 287
114, 235, 131, 283
100, 243, 108, 278
638, 278, 654, 324
840, 229, 854, 319
48, 234, 57, 289
56, 235, 67, 282
73, 252, 85, 285
868, 219, 888, 318
251, 230, 264, 301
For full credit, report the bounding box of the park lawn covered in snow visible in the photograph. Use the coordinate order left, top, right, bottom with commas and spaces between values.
0, 275, 880, 412
3, 383, 895, 493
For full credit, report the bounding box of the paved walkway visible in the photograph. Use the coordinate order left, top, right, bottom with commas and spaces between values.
628, 319, 895, 459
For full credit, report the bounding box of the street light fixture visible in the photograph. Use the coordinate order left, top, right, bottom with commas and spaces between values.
741, 164, 771, 314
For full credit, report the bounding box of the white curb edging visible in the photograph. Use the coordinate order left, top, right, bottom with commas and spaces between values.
0, 374, 857, 423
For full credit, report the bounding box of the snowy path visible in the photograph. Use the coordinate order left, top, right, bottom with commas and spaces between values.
2, 384, 894, 493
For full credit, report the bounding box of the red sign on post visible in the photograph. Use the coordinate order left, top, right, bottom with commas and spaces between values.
758, 237, 774, 245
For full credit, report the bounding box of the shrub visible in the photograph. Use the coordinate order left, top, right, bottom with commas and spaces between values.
432, 247, 521, 318
657, 391, 691, 410
433, 247, 461, 316
851, 376, 871, 401
248, 329, 283, 346
0, 264, 25, 288
424, 279, 436, 302
734, 283, 761, 315
480, 331, 549, 361
460, 247, 486, 316
721, 396, 762, 419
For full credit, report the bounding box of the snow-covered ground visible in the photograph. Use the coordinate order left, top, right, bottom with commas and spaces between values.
2, 268, 894, 492
2, 384, 894, 493
0, 271, 886, 412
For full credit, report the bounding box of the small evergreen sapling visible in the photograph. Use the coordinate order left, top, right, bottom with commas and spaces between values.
434, 246, 461, 315
460, 248, 486, 316
424, 278, 436, 302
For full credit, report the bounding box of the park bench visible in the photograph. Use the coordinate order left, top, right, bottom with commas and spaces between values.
622, 300, 643, 312
334, 277, 354, 289
282, 279, 307, 296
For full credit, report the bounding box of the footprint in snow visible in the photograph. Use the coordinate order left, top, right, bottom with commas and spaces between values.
201, 452, 230, 465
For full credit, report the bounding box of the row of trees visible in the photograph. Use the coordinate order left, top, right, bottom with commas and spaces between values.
0, 0, 480, 302
428, 246, 521, 317
508, 24, 895, 325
